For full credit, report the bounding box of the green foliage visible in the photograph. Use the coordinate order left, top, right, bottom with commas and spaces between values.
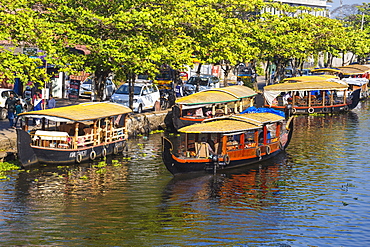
0, 161, 20, 180
0, 0, 369, 89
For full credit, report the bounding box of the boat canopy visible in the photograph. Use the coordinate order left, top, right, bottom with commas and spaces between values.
263, 79, 348, 106
19, 102, 132, 122
282, 75, 338, 83
337, 65, 370, 75
178, 113, 284, 134
176, 85, 256, 109
311, 68, 341, 74
312, 65, 370, 76
342, 78, 369, 86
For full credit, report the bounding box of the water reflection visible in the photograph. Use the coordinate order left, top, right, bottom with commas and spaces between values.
1, 107, 370, 246
158, 153, 294, 245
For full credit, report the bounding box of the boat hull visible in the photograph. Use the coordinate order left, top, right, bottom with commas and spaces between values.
267, 104, 350, 114
162, 137, 286, 175
17, 129, 127, 168
163, 145, 283, 175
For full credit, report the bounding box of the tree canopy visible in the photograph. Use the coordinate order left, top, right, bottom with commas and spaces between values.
0, 0, 369, 92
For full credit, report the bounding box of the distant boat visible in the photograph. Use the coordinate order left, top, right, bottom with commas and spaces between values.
171, 85, 257, 130
263, 77, 361, 114
162, 112, 294, 175
311, 65, 370, 100
17, 102, 132, 168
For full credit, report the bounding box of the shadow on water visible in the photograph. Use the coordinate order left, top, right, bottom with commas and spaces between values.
161, 150, 290, 207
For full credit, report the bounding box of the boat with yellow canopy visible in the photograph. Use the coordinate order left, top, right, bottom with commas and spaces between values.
162, 112, 293, 175
311, 65, 370, 99
17, 102, 132, 167
170, 85, 257, 130
263, 78, 361, 114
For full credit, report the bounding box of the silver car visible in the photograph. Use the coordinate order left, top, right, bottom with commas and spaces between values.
79, 77, 116, 100
184, 74, 220, 95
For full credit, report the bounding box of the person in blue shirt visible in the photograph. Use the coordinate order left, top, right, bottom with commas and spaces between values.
47, 94, 56, 109
174, 82, 184, 98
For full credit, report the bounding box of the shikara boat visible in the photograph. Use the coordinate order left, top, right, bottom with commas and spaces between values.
162, 112, 293, 175
16, 102, 132, 168
311, 65, 370, 99
171, 85, 257, 130
263, 78, 361, 114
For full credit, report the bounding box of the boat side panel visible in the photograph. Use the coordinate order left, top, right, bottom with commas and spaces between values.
31, 140, 127, 165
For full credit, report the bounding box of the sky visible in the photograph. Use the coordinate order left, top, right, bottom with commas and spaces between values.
329, 0, 367, 10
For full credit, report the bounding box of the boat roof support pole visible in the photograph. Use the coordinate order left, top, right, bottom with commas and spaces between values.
74, 122, 79, 149
110, 117, 113, 142
322, 91, 326, 106
24, 117, 29, 132
93, 120, 98, 145
330, 90, 334, 106
344, 90, 347, 103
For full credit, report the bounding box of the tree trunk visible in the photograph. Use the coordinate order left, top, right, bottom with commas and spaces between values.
128, 73, 134, 110
196, 63, 202, 76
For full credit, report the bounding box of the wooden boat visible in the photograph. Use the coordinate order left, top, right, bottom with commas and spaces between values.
16, 102, 132, 168
311, 65, 370, 99
171, 85, 257, 130
263, 78, 361, 114
162, 112, 294, 175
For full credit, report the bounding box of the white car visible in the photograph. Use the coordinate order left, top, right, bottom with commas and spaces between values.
111, 83, 160, 113
79, 77, 116, 100
0, 89, 28, 120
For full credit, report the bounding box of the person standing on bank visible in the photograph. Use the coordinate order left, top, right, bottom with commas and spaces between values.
5, 93, 17, 129
33, 93, 43, 126
14, 99, 23, 128
47, 94, 56, 109
175, 82, 184, 98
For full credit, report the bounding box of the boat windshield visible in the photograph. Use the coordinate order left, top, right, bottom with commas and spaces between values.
115, 85, 142, 95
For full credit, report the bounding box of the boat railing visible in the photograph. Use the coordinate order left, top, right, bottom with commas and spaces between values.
107, 127, 126, 141
31, 126, 127, 149
31, 130, 71, 149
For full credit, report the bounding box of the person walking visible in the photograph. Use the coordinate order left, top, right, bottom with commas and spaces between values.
5, 93, 17, 129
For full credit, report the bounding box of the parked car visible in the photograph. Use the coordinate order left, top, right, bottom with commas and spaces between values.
79, 77, 116, 100
184, 74, 220, 95
300, 69, 311, 76
110, 83, 160, 113
0, 89, 28, 120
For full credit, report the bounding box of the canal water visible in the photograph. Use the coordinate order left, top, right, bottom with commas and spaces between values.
1, 102, 370, 246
